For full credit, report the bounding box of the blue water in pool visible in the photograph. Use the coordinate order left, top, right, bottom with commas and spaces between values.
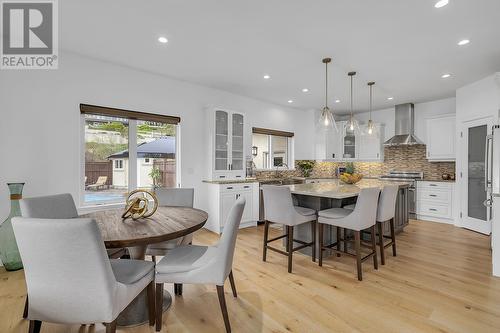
85, 193, 124, 203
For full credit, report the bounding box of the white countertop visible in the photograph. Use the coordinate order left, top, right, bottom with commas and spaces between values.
284, 179, 410, 199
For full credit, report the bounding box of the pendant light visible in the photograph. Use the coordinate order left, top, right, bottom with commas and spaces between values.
367, 81, 375, 135
318, 58, 337, 131
346, 71, 360, 132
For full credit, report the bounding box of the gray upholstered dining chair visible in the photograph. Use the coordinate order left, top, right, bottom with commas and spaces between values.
154, 198, 246, 333
345, 185, 399, 265
261, 185, 317, 273
317, 187, 380, 281
146, 188, 195, 295
12, 217, 155, 333
18, 193, 126, 319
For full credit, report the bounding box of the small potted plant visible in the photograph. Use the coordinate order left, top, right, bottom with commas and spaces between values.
296, 160, 316, 178
149, 167, 162, 189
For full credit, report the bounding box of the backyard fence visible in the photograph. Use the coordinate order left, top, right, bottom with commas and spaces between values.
85, 161, 113, 185
153, 160, 176, 188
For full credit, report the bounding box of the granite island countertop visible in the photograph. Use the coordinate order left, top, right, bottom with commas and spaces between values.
284, 179, 410, 199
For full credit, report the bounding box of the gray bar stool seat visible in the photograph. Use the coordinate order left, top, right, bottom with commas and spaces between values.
318, 187, 380, 281
261, 185, 317, 274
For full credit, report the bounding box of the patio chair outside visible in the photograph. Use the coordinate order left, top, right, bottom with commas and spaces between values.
87, 176, 108, 191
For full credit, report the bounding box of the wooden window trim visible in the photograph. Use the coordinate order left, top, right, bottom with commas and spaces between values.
252, 127, 294, 137
80, 104, 180, 124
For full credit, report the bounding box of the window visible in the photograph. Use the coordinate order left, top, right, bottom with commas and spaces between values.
251, 127, 294, 170
81, 104, 180, 206
114, 160, 124, 169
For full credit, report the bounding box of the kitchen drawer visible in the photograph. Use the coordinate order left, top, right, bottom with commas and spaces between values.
417, 181, 453, 191
418, 189, 451, 203
220, 183, 254, 193
417, 201, 452, 218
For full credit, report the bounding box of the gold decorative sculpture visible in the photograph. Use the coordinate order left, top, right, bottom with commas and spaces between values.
122, 189, 159, 220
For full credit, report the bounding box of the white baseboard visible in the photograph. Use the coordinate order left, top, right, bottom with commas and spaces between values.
416, 215, 455, 225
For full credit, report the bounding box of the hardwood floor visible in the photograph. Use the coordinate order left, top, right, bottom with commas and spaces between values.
1, 219, 500, 332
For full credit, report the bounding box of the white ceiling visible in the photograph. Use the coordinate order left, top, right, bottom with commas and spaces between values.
61, 0, 500, 114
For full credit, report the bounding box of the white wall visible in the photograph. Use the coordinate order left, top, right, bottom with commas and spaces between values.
0, 51, 315, 221
455, 73, 500, 276
344, 97, 456, 143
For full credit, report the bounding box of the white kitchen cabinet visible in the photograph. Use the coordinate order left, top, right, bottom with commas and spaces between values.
426, 114, 456, 161
416, 181, 455, 224
207, 108, 246, 180
325, 121, 344, 160
357, 124, 384, 161
205, 182, 259, 234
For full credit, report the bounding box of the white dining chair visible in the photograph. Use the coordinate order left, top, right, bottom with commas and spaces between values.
146, 188, 194, 295
261, 185, 317, 273
317, 187, 380, 281
344, 185, 399, 265
18, 193, 126, 320
12, 217, 155, 333
154, 197, 246, 333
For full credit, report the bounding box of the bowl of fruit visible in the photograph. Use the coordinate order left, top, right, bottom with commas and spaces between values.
339, 172, 363, 184
339, 162, 363, 184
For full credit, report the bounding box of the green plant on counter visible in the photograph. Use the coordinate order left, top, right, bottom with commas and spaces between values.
296, 160, 316, 177
345, 162, 355, 174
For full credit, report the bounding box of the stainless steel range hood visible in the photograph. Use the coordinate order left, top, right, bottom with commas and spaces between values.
383, 103, 423, 146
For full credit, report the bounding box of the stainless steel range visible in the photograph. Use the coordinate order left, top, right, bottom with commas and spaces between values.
379, 170, 423, 218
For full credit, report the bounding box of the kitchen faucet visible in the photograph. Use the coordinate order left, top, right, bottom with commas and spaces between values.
275, 162, 289, 178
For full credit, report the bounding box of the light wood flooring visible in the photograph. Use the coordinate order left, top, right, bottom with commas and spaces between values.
1, 219, 500, 333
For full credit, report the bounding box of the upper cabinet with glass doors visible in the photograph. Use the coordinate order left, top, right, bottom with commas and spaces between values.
209, 109, 246, 180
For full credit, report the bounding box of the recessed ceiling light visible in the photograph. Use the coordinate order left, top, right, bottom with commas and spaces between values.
302, 88, 309, 93
434, 0, 449, 8
158, 36, 168, 44
335, 99, 340, 103
441, 73, 451, 78
387, 97, 394, 100
263, 74, 270, 79
287, 100, 293, 103
458, 39, 470, 46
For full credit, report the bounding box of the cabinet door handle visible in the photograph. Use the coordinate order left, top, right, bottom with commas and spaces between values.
243, 186, 250, 189
227, 186, 233, 190
219, 175, 226, 178
429, 184, 437, 187
429, 208, 437, 211
429, 194, 437, 197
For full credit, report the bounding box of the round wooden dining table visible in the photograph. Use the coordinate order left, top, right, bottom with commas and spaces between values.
83, 206, 208, 327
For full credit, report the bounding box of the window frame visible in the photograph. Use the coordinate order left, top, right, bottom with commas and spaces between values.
251, 128, 294, 171
79, 108, 181, 211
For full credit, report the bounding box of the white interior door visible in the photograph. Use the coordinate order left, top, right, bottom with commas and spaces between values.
460, 117, 493, 234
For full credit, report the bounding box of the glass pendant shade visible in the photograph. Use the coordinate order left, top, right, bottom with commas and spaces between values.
346, 71, 359, 133
366, 81, 376, 135
319, 106, 337, 131
367, 119, 374, 135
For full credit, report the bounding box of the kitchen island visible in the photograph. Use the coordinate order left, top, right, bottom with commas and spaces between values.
280, 179, 410, 258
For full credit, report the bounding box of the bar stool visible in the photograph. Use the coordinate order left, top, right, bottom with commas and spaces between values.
318, 187, 380, 281
345, 185, 398, 265
261, 185, 317, 273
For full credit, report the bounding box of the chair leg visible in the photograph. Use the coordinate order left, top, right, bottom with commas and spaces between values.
216, 285, 231, 333
311, 221, 316, 262
343, 229, 348, 253
371, 225, 378, 270
23, 295, 28, 319
152, 255, 156, 263
104, 320, 117, 333
284, 225, 290, 253
390, 218, 397, 256
147, 281, 155, 326
318, 223, 324, 267
228, 270, 237, 298
287, 226, 294, 273
378, 221, 386, 265
262, 220, 269, 262
354, 231, 362, 281
336, 226, 341, 257
28, 320, 41, 333
155, 283, 164, 332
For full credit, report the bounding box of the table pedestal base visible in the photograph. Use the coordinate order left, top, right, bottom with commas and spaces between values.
117, 289, 172, 327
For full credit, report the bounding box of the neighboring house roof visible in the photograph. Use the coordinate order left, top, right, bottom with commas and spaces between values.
108, 137, 176, 159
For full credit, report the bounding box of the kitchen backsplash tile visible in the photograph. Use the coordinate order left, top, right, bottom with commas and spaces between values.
255, 145, 455, 181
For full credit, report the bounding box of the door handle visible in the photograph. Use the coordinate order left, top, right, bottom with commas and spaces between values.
485, 134, 493, 192
483, 198, 493, 207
